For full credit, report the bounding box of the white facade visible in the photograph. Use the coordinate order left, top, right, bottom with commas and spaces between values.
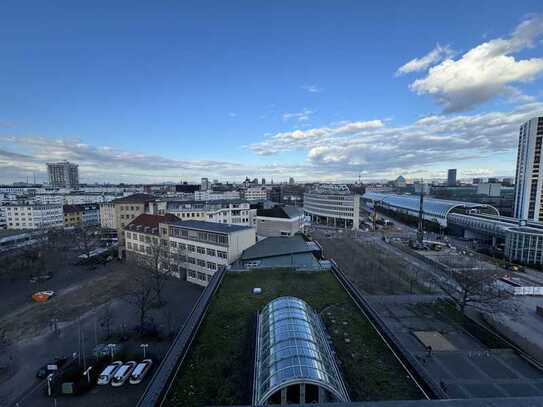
5, 204, 64, 230
514, 116, 543, 221
244, 187, 268, 201
165, 200, 256, 227
304, 185, 360, 230
0, 207, 6, 229
194, 190, 240, 201
99, 202, 116, 229
165, 221, 255, 287
477, 183, 502, 197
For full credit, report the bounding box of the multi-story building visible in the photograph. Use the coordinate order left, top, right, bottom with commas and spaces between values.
244, 187, 268, 202
255, 205, 304, 238
162, 220, 255, 286
33, 194, 65, 205
47, 161, 79, 189
194, 190, 240, 201
0, 206, 6, 229
63, 204, 100, 227
514, 116, 543, 220
201, 178, 210, 191
304, 184, 360, 230
447, 169, 457, 186
124, 213, 180, 270
161, 199, 256, 227
97, 194, 156, 257
5, 204, 64, 230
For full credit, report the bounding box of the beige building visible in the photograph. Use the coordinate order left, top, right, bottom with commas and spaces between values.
98, 194, 156, 257
255, 206, 304, 238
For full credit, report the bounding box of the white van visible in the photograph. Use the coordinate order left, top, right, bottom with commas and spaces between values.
129, 359, 153, 384
111, 361, 136, 387
97, 361, 122, 385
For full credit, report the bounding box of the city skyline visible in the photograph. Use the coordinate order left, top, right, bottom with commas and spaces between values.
1, 2, 543, 183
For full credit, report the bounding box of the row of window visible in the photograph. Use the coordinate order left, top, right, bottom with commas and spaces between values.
169, 241, 227, 258
187, 269, 213, 282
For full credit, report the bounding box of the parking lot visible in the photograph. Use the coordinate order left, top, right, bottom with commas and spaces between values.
0, 259, 203, 406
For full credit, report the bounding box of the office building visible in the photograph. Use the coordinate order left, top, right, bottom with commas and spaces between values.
46, 161, 79, 189
63, 204, 100, 227
447, 169, 457, 186
162, 220, 256, 286
193, 190, 240, 201
244, 187, 268, 202
163, 199, 256, 227
5, 204, 64, 230
304, 184, 360, 229
255, 205, 304, 237
201, 178, 210, 191
513, 116, 543, 220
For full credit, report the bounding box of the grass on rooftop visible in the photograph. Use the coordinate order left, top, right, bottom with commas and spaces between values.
166, 268, 423, 406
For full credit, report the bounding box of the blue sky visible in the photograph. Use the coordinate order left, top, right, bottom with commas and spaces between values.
1, 1, 543, 183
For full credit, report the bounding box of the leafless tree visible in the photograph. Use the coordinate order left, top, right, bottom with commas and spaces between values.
73, 224, 97, 260
437, 262, 513, 314
100, 303, 115, 339
137, 237, 173, 307
123, 267, 156, 329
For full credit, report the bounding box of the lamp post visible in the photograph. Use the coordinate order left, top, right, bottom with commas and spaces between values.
140, 343, 149, 359
107, 343, 116, 361
83, 366, 93, 383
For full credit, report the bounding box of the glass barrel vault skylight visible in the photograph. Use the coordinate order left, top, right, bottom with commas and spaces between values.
253, 297, 349, 405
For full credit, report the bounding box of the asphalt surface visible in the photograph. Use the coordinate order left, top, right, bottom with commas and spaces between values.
0, 263, 203, 407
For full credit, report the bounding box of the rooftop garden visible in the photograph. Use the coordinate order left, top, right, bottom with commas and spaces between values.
166, 268, 423, 406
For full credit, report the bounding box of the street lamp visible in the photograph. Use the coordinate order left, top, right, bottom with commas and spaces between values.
107, 343, 116, 361
83, 366, 93, 383
140, 343, 149, 359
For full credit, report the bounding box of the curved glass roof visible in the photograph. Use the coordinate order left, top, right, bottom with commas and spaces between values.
253, 297, 349, 405
362, 192, 499, 220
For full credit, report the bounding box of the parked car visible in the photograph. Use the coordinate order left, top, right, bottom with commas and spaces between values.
97, 361, 123, 385
129, 359, 153, 384
36, 357, 67, 379
111, 361, 136, 387
32, 291, 55, 302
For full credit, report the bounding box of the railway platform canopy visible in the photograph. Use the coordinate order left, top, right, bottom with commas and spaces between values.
362, 192, 499, 227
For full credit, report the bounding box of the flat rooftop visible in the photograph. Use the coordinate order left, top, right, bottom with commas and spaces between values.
164, 268, 422, 407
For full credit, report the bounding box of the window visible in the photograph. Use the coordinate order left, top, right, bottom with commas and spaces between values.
188, 245, 195, 252
206, 248, 216, 256
188, 269, 196, 278
197, 259, 206, 267
187, 257, 196, 264
217, 251, 227, 259
145, 235, 151, 243
139, 234, 144, 242
197, 246, 205, 254
207, 262, 216, 270
197, 272, 206, 281
171, 241, 177, 248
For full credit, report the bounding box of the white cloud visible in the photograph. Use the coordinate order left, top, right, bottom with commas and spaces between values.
403, 15, 543, 112
282, 108, 314, 122
396, 44, 453, 76
301, 85, 323, 93
249, 102, 543, 176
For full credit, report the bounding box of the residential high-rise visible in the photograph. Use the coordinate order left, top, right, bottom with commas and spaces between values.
447, 169, 457, 186
46, 161, 79, 189
201, 177, 210, 191
513, 116, 543, 220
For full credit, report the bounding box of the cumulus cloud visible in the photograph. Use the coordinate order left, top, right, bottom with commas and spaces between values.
249, 102, 543, 176
403, 15, 543, 112
396, 44, 453, 76
0, 135, 331, 184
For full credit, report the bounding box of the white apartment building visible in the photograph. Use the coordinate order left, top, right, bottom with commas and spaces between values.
514, 116, 543, 220
5, 204, 64, 230
194, 190, 240, 201
99, 202, 116, 229
162, 200, 256, 227
244, 187, 268, 202
163, 220, 255, 286
303, 184, 360, 230
34, 194, 65, 205
0, 207, 6, 229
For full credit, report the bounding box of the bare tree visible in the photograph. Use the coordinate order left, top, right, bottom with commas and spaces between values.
137, 237, 173, 307
437, 262, 512, 314
73, 224, 96, 260
123, 267, 156, 329
100, 303, 115, 339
